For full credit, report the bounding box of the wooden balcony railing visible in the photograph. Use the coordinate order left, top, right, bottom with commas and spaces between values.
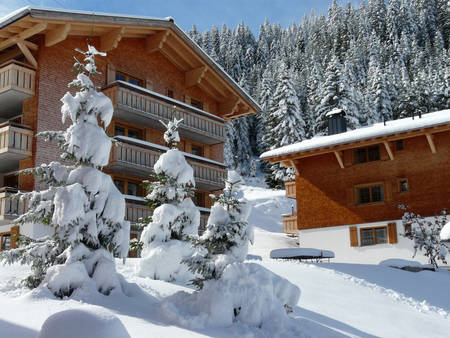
0, 61, 35, 97
0, 188, 27, 222
0, 122, 33, 159
282, 214, 298, 234
285, 180, 296, 199
125, 200, 152, 224
110, 138, 227, 190
103, 81, 226, 144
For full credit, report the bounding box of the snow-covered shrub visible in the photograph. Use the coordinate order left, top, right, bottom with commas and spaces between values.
401, 207, 448, 268
162, 262, 300, 332
440, 221, 450, 242
0, 45, 130, 296
184, 174, 253, 289
138, 118, 200, 282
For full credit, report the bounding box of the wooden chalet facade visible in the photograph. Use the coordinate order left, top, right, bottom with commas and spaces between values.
261, 110, 450, 264
0, 7, 259, 251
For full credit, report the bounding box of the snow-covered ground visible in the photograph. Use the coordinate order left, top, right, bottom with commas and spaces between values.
0, 177, 449, 337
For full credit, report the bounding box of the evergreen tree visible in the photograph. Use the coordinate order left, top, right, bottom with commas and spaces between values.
184, 177, 252, 289
0, 45, 130, 297
138, 118, 200, 282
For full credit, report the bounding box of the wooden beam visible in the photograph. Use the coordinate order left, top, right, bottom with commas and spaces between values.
16, 42, 37, 68
334, 151, 345, 169
0, 31, 13, 38
0, 47, 22, 64
101, 27, 125, 52
0, 22, 47, 51
7, 27, 23, 34
383, 141, 394, 160
160, 43, 191, 70
20, 40, 38, 51
425, 133, 436, 153
185, 66, 207, 87
219, 97, 240, 116
146, 30, 170, 53
45, 23, 71, 47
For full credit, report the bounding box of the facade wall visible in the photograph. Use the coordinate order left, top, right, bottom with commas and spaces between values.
299, 219, 430, 265
295, 130, 450, 229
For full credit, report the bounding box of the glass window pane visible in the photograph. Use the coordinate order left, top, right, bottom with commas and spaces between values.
360, 229, 374, 246
127, 182, 138, 196
115, 73, 126, 81
355, 148, 367, 163
368, 146, 380, 161
129, 78, 140, 86
127, 128, 140, 139
358, 187, 371, 204
399, 180, 408, 192
114, 126, 125, 136
374, 227, 387, 244
114, 180, 124, 193
371, 185, 384, 202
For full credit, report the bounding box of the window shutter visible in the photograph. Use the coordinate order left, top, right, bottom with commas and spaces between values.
106, 64, 116, 84
349, 226, 358, 247
385, 181, 393, 201
203, 102, 209, 112
343, 150, 352, 166
145, 79, 153, 90
346, 187, 354, 206
388, 223, 398, 244
184, 94, 191, 105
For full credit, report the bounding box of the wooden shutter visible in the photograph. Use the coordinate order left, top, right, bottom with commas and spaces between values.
385, 181, 393, 201
184, 94, 191, 105
388, 223, 398, 244
106, 64, 116, 84
10, 226, 19, 249
349, 226, 358, 247
203, 102, 209, 112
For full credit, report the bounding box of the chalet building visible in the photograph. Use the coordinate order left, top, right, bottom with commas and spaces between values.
0, 7, 259, 251
261, 110, 450, 264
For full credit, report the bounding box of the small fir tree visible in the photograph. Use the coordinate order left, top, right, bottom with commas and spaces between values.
138, 118, 200, 282
0, 45, 130, 297
401, 206, 448, 268
184, 176, 253, 289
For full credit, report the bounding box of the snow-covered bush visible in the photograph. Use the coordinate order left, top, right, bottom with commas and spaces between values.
0, 45, 130, 296
138, 118, 200, 282
184, 173, 253, 289
162, 262, 300, 332
401, 207, 448, 268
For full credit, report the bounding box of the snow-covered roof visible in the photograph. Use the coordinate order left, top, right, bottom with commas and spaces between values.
325, 108, 345, 117
0, 7, 261, 117
261, 109, 450, 160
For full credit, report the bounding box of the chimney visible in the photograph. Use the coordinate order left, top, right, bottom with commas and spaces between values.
327, 108, 347, 135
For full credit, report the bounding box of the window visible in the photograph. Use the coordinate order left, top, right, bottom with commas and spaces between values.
193, 192, 205, 207
114, 124, 142, 140
167, 89, 174, 98
396, 140, 404, 151
1, 234, 11, 250
356, 183, 384, 204
354, 145, 380, 164
127, 182, 139, 196
191, 144, 203, 157
115, 71, 143, 87
114, 179, 125, 194
360, 226, 388, 246
3, 174, 18, 189
113, 179, 143, 196
404, 223, 412, 235
398, 178, 408, 193
190, 98, 203, 110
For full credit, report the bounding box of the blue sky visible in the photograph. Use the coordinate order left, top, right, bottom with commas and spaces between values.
0, 0, 357, 34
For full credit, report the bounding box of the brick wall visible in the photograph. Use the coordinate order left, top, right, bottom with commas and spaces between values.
295, 130, 450, 229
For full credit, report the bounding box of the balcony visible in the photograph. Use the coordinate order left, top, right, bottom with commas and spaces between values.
0, 61, 35, 119
282, 214, 298, 234
109, 137, 227, 191
0, 122, 33, 172
285, 180, 296, 199
0, 188, 27, 224
103, 81, 226, 145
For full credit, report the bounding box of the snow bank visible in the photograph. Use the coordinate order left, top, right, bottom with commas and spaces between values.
161, 262, 300, 333
270, 248, 335, 259
38, 308, 130, 338
440, 221, 450, 241
378, 259, 432, 269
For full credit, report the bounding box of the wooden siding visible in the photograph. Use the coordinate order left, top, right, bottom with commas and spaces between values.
285, 180, 296, 199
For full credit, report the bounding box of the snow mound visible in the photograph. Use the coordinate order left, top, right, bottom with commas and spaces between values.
440, 221, 450, 241
379, 259, 425, 269
161, 262, 300, 333
38, 308, 130, 338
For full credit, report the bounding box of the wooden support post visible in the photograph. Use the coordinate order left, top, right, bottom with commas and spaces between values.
383, 141, 394, 160
45, 23, 71, 47
425, 133, 436, 153
185, 66, 207, 87
146, 30, 170, 53
101, 27, 125, 52
334, 151, 344, 169
16, 41, 37, 68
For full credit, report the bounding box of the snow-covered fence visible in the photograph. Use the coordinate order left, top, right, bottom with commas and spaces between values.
0, 188, 27, 221
0, 60, 35, 96
103, 82, 226, 143
0, 122, 33, 157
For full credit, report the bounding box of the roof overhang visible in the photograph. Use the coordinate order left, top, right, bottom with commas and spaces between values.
0, 6, 260, 119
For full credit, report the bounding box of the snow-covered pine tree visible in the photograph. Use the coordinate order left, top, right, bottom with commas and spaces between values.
264, 64, 305, 188
184, 174, 252, 289
0, 45, 130, 297
138, 118, 200, 282
366, 55, 393, 124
